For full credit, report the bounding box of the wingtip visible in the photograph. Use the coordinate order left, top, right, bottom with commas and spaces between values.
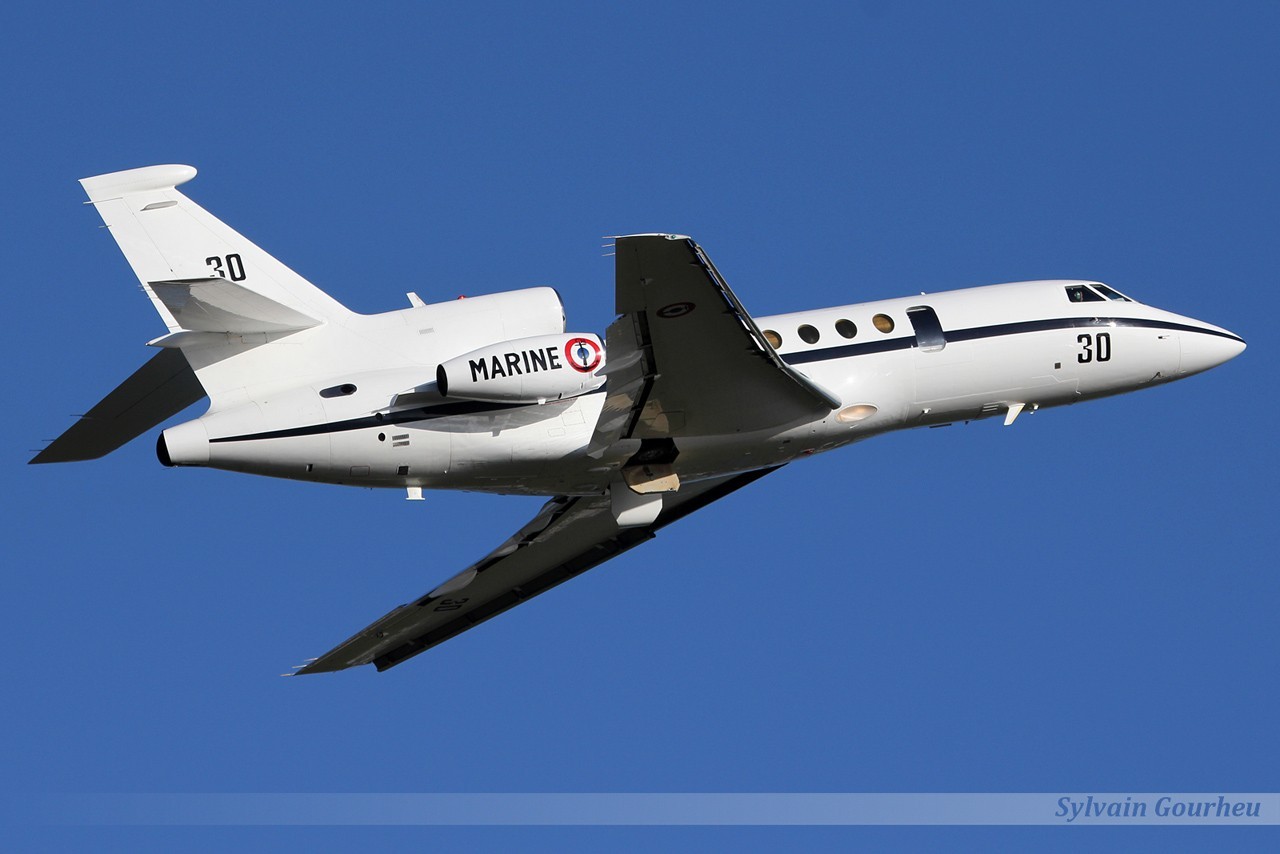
605, 232, 692, 241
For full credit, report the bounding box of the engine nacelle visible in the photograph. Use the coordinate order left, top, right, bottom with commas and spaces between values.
436, 333, 605, 404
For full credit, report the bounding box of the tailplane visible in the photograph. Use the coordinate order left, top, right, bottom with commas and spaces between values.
29, 349, 205, 464
33, 165, 356, 462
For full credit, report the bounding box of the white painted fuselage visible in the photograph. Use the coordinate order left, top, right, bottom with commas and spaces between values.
161, 278, 1243, 495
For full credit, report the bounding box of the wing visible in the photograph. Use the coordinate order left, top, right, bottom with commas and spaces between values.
599, 233, 838, 443
295, 466, 780, 674
298, 234, 819, 673
30, 348, 206, 463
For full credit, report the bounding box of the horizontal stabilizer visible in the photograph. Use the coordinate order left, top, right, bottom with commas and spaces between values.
150, 277, 321, 334
30, 349, 205, 463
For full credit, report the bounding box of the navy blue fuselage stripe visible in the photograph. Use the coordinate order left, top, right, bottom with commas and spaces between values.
781, 315, 1242, 366
209, 316, 1239, 443
208, 400, 528, 444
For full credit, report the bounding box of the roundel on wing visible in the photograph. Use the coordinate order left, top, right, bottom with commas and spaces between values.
656, 301, 695, 319
564, 337, 602, 373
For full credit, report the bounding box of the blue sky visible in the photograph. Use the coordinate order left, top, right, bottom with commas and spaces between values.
2, 2, 1276, 850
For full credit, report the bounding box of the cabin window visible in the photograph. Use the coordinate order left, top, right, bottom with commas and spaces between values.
1093, 284, 1133, 302
872, 313, 895, 333
798, 324, 820, 344
762, 329, 783, 348
1065, 285, 1105, 303
835, 319, 857, 339
906, 305, 946, 352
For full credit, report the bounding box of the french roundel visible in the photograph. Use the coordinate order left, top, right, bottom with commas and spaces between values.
656, 301, 695, 319
564, 337, 602, 373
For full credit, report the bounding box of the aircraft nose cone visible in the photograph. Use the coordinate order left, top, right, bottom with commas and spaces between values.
1180, 326, 1245, 377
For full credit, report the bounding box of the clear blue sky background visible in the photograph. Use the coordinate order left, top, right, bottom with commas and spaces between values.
2, 2, 1275, 850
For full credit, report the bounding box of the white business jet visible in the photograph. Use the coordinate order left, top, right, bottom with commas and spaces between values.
33, 165, 1245, 674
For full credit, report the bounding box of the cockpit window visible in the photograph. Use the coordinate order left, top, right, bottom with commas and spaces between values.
1093, 284, 1133, 302
1065, 285, 1105, 303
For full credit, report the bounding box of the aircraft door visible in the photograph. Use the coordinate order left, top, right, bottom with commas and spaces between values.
906, 306, 946, 352
909, 304, 974, 414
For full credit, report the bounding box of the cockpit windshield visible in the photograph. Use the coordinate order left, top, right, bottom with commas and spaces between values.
1092, 284, 1133, 302
1066, 283, 1135, 303
1065, 284, 1105, 303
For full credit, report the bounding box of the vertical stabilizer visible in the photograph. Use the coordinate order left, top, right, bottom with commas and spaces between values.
81, 165, 352, 331
81, 165, 356, 407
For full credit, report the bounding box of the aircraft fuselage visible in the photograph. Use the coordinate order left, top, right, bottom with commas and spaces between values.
159, 278, 1243, 495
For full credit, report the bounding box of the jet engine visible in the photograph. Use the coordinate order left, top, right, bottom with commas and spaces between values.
436, 333, 605, 404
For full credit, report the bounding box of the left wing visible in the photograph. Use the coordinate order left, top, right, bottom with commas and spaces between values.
603, 234, 839, 441
296, 466, 780, 674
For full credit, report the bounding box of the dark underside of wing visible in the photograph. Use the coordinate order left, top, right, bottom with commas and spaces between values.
608, 234, 838, 438
296, 466, 779, 674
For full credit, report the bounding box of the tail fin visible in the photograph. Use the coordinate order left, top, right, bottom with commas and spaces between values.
81, 165, 351, 331
82, 165, 354, 407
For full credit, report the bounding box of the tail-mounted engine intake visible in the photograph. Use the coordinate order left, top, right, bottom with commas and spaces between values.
436, 333, 605, 404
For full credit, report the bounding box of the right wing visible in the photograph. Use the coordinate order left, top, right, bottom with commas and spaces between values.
295, 465, 780, 675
